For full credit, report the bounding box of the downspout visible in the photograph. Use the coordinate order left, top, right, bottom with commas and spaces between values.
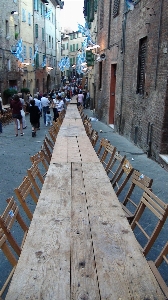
155, 0, 163, 89
119, 10, 127, 133
107, 0, 112, 49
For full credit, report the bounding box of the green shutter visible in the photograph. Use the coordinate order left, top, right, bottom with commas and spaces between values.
70, 45, 72, 52
76, 43, 78, 50
70, 58, 73, 65
86, 50, 94, 67
35, 24, 38, 38
35, 53, 39, 68
42, 28, 44, 40
89, 0, 94, 22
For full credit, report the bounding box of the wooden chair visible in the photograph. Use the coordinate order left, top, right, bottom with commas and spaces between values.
45, 135, 54, 150
112, 158, 134, 196
121, 170, 153, 223
14, 176, 39, 221
96, 138, 110, 161
148, 242, 168, 298
90, 130, 99, 147
30, 149, 50, 177
106, 151, 126, 182
0, 229, 17, 299
27, 163, 44, 195
100, 143, 117, 172
48, 126, 56, 143
0, 196, 28, 257
131, 187, 168, 256
42, 138, 52, 161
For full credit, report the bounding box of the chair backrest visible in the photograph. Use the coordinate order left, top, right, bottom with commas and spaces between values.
42, 139, 52, 161
90, 130, 99, 147
27, 163, 44, 195
0, 196, 28, 256
148, 242, 168, 298
30, 149, 50, 172
45, 135, 54, 150
96, 138, 110, 161
121, 170, 153, 222
112, 158, 134, 196
48, 127, 56, 143
0, 229, 17, 299
100, 143, 117, 172
131, 187, 168, 256
106, 151, 126, 181
14, 176, 38, 221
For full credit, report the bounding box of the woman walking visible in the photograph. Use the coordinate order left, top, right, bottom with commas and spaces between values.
29, 100, 40, 137
10, 94, 24, 137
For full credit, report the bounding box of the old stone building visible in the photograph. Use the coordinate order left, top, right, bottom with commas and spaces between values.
92, 0, 168, 166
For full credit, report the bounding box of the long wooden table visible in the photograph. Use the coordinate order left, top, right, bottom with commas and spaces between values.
6, 104, 165, 299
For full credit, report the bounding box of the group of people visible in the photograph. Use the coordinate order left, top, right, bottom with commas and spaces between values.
0, 84, 90, 137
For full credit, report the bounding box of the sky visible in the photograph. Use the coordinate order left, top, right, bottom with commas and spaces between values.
60, 0, 85, 31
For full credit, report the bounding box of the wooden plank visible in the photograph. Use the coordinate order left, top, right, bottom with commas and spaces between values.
77, 136, 100, 163
51, 136, 68, 163
67, 137, 81, 162
81, 162, 165, 300
6, 163, 71, 300
71, 163, 100, 299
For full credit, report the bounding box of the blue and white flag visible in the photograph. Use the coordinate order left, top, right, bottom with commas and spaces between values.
11, 39, 24, 62
45, 8, 52, 19
126, 0, 135, 11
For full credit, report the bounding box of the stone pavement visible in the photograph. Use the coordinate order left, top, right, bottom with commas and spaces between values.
0, 106, 167, 293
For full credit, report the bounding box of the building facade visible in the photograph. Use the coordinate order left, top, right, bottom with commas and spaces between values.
85, 0, 168, 167
0, 0, 63, 104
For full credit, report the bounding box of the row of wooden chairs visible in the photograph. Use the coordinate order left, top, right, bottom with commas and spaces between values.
78, 107, 168, 298
0, 112, 65, 298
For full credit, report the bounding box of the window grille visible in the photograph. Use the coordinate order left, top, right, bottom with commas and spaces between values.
113, 0, 120, 18
137, 37, 147, 95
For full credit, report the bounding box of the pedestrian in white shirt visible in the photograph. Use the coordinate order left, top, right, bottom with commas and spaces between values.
41, 93, 50, 124
57, 96, 65, 113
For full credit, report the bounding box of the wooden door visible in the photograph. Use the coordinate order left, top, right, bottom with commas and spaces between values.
109, 64, 116, 124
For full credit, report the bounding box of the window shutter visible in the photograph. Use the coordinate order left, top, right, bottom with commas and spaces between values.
76, 43, 78, 50
28, 12, 31, 25
99, 0, 104, 29
89, 0, 94, 22
34, 0, 37, 11
70, 58, 73, 65
137, 37, 147, 95
70, 45, 72, 52
35, 24, 38, 38
29, 47, 32, 59
86, 50, 94, 67
23, 45, 27, 59
22, 9, 26, 22
36, 53, 39, 68
42, 28, 45, 40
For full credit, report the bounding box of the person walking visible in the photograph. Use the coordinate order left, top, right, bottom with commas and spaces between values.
29, 100, 40, 137
45, 109, 52, 126
77, 90, 84, 107
52, 96, 59, 122
41, 93, 50, 124
18, 93, 27, 129
34, 94, 42, 129
10, 94, 24, 137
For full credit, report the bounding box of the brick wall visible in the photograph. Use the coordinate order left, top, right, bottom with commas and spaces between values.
95, 0, 168, 163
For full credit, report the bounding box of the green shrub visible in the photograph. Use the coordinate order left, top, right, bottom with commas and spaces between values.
21, 88, 30, 94
3, 88, 17, 98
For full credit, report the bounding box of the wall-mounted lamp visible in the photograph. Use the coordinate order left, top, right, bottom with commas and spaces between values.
11, 11, 18, 15
46, 66, 53, 73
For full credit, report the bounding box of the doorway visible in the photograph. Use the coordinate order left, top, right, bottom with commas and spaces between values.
109, 64, 117, 125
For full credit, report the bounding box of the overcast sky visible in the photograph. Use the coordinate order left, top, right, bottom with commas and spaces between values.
61, 0, 85, 31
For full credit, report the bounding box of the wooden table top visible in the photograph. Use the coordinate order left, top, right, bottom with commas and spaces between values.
6, 105, 165, 300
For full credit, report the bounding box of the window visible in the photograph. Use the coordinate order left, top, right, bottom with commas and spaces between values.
76, 43, 78, 50
99, 0, 104, 29
42, 28, 45, 40
23, 45, 27, 59
29, 47, 32, 59
66, 43, 68, 50
113, 0, 120, 18
70, 45, 72, 52
7, 59, 11, 71
73, 44, 75, 51
52, 37, 53, 49
73, 57, 75, 64
5, 20, 9, 36
137, 37, 147, 95
28, 12, 31, 25
40, 3, 44, 15
22, 9, 26, 22
70, 58, 73, 65
99, 61, 102, 90
49, 35, 51, 48
34, 0, 37, 10
35, 24, 38, 38
35, 53, 39, 68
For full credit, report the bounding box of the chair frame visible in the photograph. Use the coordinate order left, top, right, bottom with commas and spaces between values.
27, 163, 44, 195
148, 242, 168, 298
131, 187, 168, 256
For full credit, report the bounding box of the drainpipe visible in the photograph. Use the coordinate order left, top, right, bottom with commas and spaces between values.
107, 0, 112, 50
155, 0, 163, 89
146, 122, 153, 157
119, 10, 127, 133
